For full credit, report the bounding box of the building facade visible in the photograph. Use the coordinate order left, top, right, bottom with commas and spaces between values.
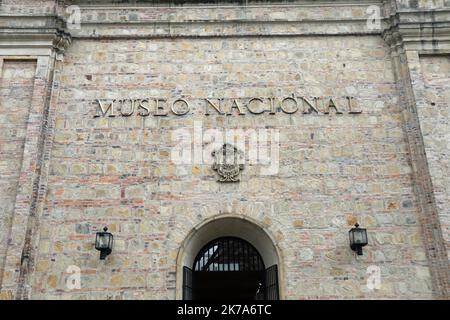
0, 0, 449, 300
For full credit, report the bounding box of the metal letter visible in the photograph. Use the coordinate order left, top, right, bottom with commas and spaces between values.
280, 96, 298, 114
227, 99, 246, 115
119, 99, 135, 117
301, 97, 321, 114
154, 98, 168, 116
205, 98, 225, 115
324, 98, 343, 114
171, 98, 190, 116
247, 97, 265, 114
347, 96, 362, 114
137, 99, 150, 116
268, 97, 277, 114
94, 99, 116, 117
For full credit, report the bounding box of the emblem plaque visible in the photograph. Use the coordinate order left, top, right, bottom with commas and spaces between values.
212, 144, 244, 182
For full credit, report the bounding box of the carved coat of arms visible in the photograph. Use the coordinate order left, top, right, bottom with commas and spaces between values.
212, 144, 244, 182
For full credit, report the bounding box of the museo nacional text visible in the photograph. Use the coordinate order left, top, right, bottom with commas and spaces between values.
93, 96, 362, 117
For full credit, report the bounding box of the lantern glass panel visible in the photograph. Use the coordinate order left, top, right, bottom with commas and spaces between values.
100, 234, 109, 248
353, 228, 367, 245
349, 231, 356, 245
354, 230, 364, 244
108, 234, 113, 249
96, 233, 111, 249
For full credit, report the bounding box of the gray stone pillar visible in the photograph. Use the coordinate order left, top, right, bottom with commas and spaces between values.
0, 1, 71, 299
383, 0, 450, 298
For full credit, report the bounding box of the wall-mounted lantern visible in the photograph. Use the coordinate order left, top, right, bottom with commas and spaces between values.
95, 227, 113, 260
349, 223, 368, 256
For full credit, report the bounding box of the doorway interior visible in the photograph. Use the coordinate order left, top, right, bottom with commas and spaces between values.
183, 236, 279, 300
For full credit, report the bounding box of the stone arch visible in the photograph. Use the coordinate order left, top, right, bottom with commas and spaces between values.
175, 213, 285, 299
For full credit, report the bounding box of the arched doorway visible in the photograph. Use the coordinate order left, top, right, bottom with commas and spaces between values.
190, 237, 265, 300
178, 216, 281, 300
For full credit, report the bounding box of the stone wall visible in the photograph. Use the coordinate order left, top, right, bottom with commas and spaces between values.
0, 0, 56, 14
419, 56, 450, 262
0, 60, 36, 288
27, 35, 432, 299
0, 0, 448, 300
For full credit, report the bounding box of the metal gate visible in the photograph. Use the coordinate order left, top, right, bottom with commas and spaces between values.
182, 266, 193, 300
182, 237, 279, 300
264, 264, 279, 300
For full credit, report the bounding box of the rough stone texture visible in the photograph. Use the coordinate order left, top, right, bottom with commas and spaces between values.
0, 0, 448, 300
419, 56, 450, 261
0, 60, 36, 288
0, 0, 56, 13
28, 35, 431, 299
392, 47, 450, 297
